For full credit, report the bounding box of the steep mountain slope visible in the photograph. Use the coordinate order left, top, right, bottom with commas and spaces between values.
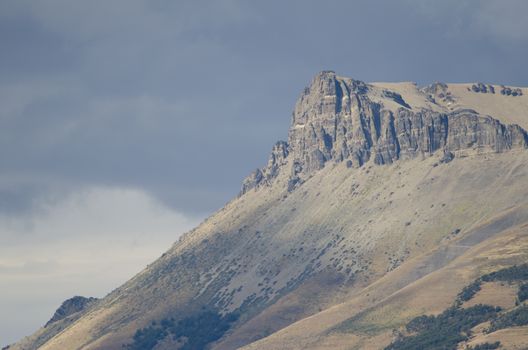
241, 208, 528, 350
9, 71, 528, 350
11, 298, 99, 350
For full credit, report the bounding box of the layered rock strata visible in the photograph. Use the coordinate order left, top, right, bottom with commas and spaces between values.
242, 71, 527, 194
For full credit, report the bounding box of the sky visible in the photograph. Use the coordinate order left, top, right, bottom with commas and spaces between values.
1, 0, 528, 346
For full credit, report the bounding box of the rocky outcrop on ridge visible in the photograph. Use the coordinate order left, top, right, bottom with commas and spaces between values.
242, 71, 528, 194
45, 296, 98, 327
241, 141, 289, 193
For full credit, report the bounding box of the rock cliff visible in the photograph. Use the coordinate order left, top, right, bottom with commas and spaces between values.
45, 296, 98, 327
242, 71, 527, 194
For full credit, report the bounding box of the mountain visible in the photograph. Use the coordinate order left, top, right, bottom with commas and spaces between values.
44, 297, 99, 328
9, 71, 528, 350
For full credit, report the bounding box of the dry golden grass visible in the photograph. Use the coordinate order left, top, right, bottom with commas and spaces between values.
464, 326, 528, 349
463, 281, 518, 309
242, 224, 528, 350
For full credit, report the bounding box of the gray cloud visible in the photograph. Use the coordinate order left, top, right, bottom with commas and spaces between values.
0, 186, 202, 344
411, 0, 528, 43
2, 0, 527, 215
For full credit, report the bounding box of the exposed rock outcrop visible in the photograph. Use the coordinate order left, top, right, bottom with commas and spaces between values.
242, 71, 528, 194
241, 141, 289, 193
421, 81, 456, 104
470, 82, 495, 94
500, 85, 523, 96
45, 296, 98, 327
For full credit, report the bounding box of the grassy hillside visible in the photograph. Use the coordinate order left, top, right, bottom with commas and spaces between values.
242, 219, 528, 350
10, 150, 528, 350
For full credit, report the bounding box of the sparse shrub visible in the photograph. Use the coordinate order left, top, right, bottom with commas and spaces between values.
385, 264, 528, 350
481, 264, 528, 283
385, 305, 500, 350
518, 283, 528, 303
405, 314, 434, 333
457, 280, 482, 303
456, 264, 528, 304
489, 305, 528, 332
127, 325, 167, 350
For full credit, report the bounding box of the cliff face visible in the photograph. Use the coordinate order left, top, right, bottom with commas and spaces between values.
242, 71, 527, 194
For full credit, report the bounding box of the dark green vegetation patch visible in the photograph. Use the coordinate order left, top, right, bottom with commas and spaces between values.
124, 309, 239, 350
467, 342, 501, 350
384, 305, 500, 350
385, 264, 528, 350
489, 305, 528, 332
456, 263, 528, 305
518, 283, 528, 303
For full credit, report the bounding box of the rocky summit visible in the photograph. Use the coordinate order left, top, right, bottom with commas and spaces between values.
10, 72, 528, 350
45, 296, 98, 327
242, 71, 527, 194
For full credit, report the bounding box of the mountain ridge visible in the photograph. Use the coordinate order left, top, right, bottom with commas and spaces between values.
9, 71, 528, 350
242, 71, 527, 195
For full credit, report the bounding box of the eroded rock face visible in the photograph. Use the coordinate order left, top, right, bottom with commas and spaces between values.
288, 71, 372, 171
241, 72, 528, 194
470, 82, 495, 94
421, 82, 456, 104
45, 296, 98, 327
241, 141, 289, 193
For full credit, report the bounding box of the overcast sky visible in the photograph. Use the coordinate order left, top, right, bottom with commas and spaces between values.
1, 0, 528, 346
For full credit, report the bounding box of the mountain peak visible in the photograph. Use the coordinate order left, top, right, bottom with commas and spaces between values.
241, 72, 528, 194
45, 296, 98, 327
12, 71, 528, 350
